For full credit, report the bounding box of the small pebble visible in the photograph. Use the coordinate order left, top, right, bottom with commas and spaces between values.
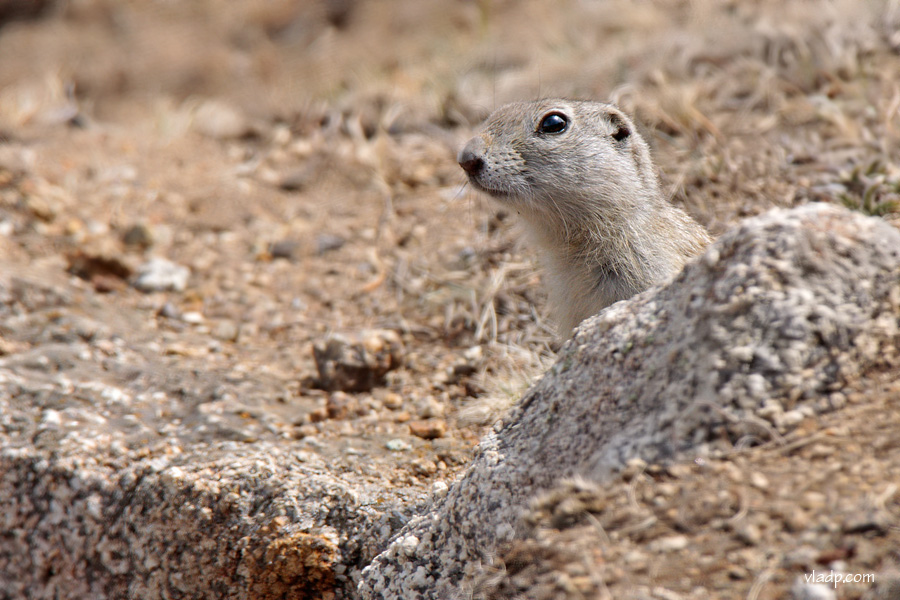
279, 169, 312, 191
269, 239, 300, 261
385, 439, 411, 452
749, 472, 769, 490
409, 458, 438, 476
213, 320, 240, 342
780, 409, 806, 428
315, 233, 346, 254
431, 481, 449, 497
181, 311, 204, 324
417, 396, 445, 419
728, 566, 749, 580
650, 535, 689, 552
735, 523, 762, 546
122, 223, 154, 247
192, 99, 251, 139
382, 392, 404, 409
157, 302, 181, 319
133, 258, 190, 292
409, 419, 447, 440
399, 535, 419, 557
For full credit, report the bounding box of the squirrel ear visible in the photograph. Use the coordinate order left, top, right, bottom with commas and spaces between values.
608, 110, 631, 142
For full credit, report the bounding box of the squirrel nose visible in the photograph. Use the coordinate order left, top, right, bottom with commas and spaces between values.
458, 139, 485, 175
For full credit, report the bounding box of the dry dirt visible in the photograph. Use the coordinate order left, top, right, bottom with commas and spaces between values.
1, 1, 899, 598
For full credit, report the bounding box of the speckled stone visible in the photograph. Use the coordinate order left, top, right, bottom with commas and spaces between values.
0, 273, 424, 600
358, 204, 900, 599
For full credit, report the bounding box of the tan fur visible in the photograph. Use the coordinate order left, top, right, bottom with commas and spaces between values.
458, 99, 711, 336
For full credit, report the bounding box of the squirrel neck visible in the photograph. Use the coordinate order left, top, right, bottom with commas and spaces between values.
520, 192, 702, 334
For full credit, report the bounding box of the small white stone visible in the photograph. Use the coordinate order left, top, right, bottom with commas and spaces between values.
749, 472, 769, 490
746, 373, 768, 399
651, 535, 689, 552
192, 99, 250, 140
399, 535, 419, 557
728, 345, 755, 362
623, 550, 648, 566
182, 311, 204, 324
133, 258, 190, 292
385, 439, 410, 452
780, 409, 806, 428
431, 481, 449, 498
41, 409, 62, 426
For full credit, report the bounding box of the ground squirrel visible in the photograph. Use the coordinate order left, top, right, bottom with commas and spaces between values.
458, 99, 711, 336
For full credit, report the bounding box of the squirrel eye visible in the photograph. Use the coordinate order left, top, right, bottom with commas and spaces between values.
538, 112, 568, 134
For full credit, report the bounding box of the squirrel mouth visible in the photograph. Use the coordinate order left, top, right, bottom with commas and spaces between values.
466, 177, 512, 200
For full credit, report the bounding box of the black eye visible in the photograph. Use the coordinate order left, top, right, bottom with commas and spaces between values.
539, 112, 568, 134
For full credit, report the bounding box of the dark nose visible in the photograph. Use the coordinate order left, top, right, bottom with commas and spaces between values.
458, 139, 485, 175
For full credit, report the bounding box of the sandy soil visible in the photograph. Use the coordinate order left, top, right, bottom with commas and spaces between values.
1, 1, 899, 598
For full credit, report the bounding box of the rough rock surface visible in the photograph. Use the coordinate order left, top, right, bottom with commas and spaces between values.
472, 434, 900, 600
0, 269, 432, 599
0, 442, 408, 599
358, 204, 900, 599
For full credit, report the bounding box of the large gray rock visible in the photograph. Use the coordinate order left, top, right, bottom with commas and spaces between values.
358, 204, 900, 599
0, 441, 405, 599
0, 269, 427, 599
